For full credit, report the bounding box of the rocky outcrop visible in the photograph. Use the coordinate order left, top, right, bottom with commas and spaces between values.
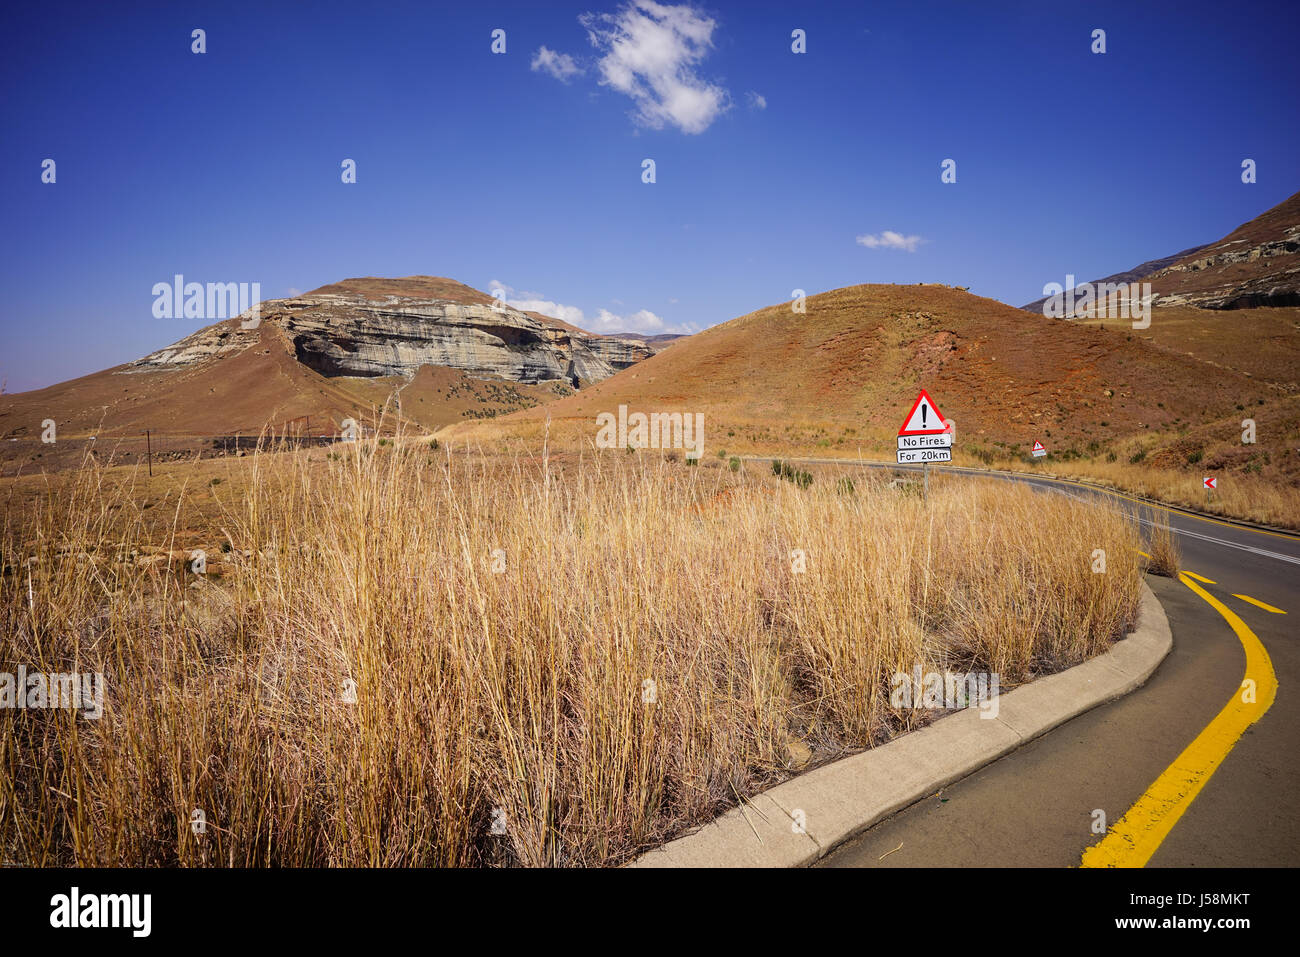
1021, 191, 1300, 314
1019, 245, 1209, 314
1147, 226, 1300, 309
125, 288, 654, 387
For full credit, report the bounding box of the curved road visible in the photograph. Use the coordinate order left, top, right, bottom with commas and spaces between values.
757, 458, 1299, 867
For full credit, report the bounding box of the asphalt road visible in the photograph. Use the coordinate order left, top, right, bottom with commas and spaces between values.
761, 459, 1299, 867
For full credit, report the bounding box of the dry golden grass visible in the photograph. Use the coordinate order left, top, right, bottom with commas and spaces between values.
451, 413, 1300, 531
1145, 521, 1182, 578
1, 431, 1141, 867
979, 456, 1300, 530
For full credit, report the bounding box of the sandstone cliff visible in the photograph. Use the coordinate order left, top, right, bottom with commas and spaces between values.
1019, 189, 1300, 314
127, 277, 655, 387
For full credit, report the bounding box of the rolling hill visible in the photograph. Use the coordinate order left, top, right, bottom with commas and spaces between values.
447, 282, 1300, 485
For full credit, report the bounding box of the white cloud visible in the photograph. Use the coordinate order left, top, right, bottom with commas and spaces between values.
531, 46, 583, 82
856, 231, 926, 252
489, 279, 691, 335
595, 308, 695, 335
507, 297, 588, 328
286, 287, 303, 297
589, 307, 664, 334
579, 1, 730, 134
746, 91, 766, 110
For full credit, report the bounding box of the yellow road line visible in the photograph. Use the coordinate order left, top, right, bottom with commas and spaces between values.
1135, 549, 1152, 559
1233, 594, 1287, 615
1182, 571, 1217, 584
1080, 573, 1278, 868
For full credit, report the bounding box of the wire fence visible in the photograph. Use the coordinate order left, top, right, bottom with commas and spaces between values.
0, 427, 367, 477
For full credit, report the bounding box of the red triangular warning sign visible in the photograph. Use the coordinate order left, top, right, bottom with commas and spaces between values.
1033, 441, 1045, 453
898, 389, 948, 435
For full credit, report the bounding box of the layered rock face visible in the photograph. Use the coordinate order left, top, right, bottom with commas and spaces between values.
1148, 225, 1300, 309
127, 287, 654, 386
1146, 192, 1300, 310
1019, 190, 1300, 314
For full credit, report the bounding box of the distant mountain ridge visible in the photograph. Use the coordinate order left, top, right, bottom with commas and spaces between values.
1021, 189, 1300, 313
1148, 191, 1300, 309
1020, 245, 1209, 313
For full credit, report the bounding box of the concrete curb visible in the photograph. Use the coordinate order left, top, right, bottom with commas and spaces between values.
630, 579, 1172, 867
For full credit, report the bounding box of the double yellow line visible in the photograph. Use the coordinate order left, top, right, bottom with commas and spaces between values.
1080, 574, 1278, 867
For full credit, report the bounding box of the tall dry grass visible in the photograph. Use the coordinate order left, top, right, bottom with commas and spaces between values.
0, 436, 1141, 867
1145, 521, 1182, 577
979, 456, 1300, 531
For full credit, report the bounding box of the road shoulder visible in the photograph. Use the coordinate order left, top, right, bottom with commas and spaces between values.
630, 579, 1172, 868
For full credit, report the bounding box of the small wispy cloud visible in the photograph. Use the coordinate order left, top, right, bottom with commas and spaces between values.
531, 46, 583, 82
746, 91, 766, 110
856, 231, 926, 253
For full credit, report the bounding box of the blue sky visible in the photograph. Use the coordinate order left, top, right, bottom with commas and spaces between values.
2, 0, 1298, 392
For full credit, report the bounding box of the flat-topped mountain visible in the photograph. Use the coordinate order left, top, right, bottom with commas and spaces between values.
0, 277, 659, 469
130, 276, 653, 387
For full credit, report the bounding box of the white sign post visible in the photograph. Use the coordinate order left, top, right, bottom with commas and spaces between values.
897, 389, 951, 499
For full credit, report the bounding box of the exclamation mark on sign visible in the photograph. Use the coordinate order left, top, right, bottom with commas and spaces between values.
921, 404, 927, 427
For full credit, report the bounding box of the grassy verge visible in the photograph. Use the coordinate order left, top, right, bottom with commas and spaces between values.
1, 437, 1140, 866
449, 414, 1300, 532
972, 456, 1300, 530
